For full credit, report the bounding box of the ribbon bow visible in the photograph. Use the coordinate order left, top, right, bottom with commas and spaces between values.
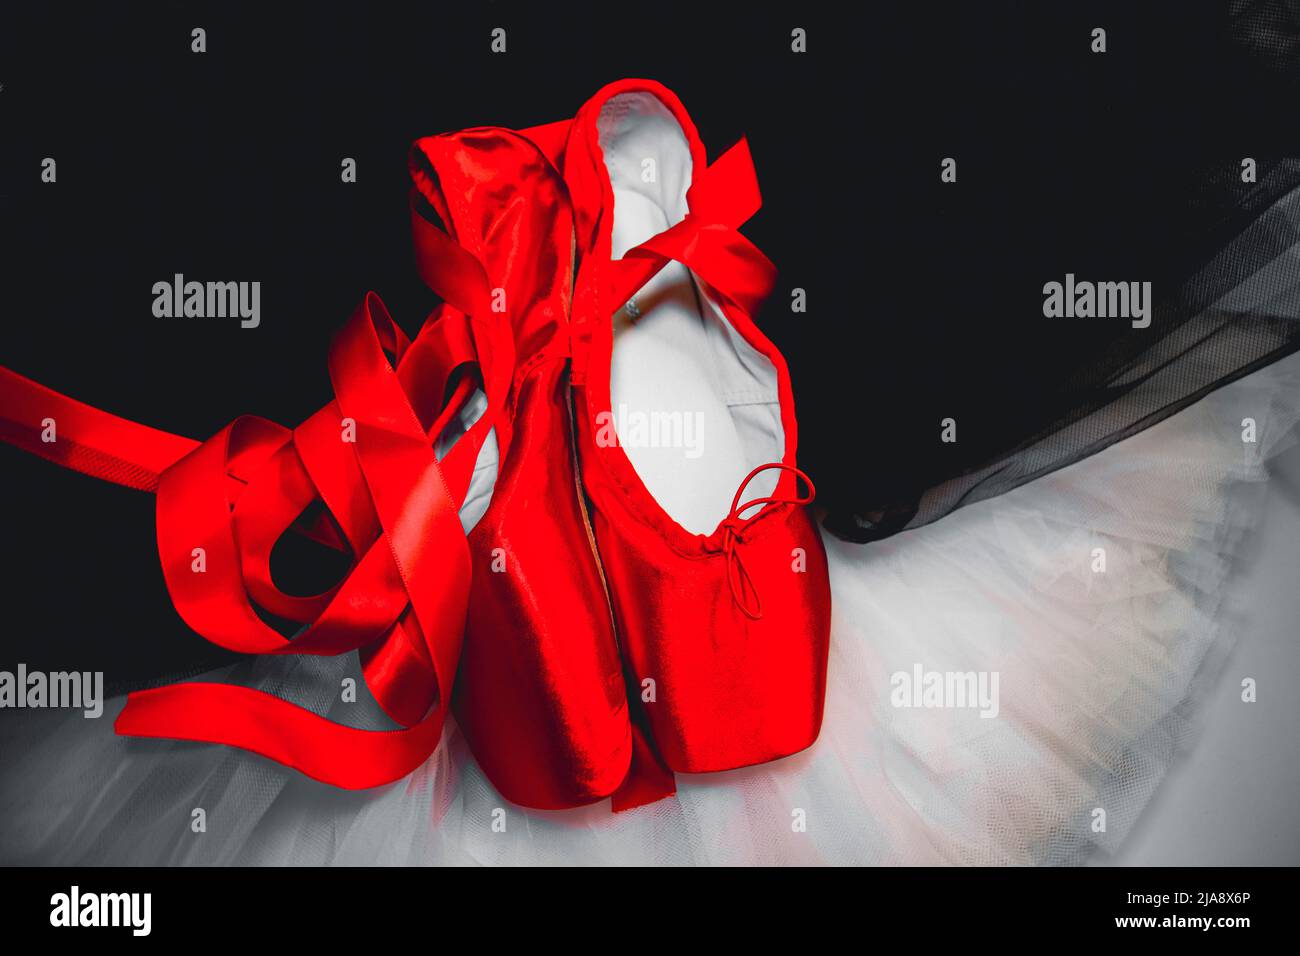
720, 463, 816, 620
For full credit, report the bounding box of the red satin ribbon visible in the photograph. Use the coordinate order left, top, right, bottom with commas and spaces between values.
0, 220, 498, 789
607, 137, 777, 319
0, 134, 788, 801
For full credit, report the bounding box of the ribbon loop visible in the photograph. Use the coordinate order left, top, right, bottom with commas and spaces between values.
0, 280, 501, 788
720, 463, 816, 620
118, 292, 487, 787
409, 193, 495, 319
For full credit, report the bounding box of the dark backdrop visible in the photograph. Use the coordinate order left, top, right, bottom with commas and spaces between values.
2, 1, 1298, 687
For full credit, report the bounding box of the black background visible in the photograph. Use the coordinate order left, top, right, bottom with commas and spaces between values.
1, 1, 1298, 686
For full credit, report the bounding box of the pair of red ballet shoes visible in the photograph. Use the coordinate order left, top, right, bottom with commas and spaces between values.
91, 78, 830, 811
425, 79, 831, 810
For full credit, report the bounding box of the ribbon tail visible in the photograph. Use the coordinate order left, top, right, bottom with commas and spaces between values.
116, 683, 445, 789
408, 195, 494, 318
688, 137, 763, 224
0, 366, 198, 492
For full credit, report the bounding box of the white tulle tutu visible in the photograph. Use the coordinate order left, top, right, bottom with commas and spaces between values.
2, 349, 1299, 865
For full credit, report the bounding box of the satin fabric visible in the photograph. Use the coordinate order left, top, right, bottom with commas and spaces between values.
0, 126, 643, 808
410, 129, 636, 809
0, 289, 500, 787
550, 79, 833, 774
0, 81, 831, 805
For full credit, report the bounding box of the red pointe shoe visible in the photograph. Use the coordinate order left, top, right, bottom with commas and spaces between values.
558, 80, 831, 774
0, 127, 635, 805
410, 128, 633, 808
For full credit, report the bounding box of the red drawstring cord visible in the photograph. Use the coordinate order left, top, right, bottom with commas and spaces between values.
720, 463, 815, 620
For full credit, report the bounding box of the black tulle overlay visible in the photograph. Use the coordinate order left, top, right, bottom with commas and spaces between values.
824, 162, 1300, 541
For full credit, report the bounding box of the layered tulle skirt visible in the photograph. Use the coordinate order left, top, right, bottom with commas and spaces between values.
3, 346, 1298, 865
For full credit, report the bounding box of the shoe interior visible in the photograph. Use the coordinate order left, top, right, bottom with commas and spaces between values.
599, 91, 784, 534
434, 387, 499, 533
